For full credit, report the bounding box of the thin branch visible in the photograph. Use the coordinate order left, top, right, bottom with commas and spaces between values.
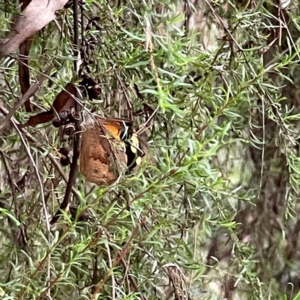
0, 64, 52, 131
0, 104, 81, 201
90, 226, 140, 299
50, 0, 82, 225
50, 124, 81, 224
0, 151, 17, 205
13, 122, 51, 234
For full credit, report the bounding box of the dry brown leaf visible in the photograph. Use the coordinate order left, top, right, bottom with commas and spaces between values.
0, 0, 68, 59
18, 0, 34, 112
19, 38, 33, 112
52, 82, 77, 112
21, 82, 77, 128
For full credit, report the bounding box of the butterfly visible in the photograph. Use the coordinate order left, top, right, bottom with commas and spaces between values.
99, 118, 133, 141
100, 118, 146, 164
80, 117, 147, 185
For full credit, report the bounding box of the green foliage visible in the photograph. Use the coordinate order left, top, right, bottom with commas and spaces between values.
1, 0, 300, 299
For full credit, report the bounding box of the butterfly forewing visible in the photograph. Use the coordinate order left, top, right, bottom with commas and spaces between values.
100, 118, 133, 141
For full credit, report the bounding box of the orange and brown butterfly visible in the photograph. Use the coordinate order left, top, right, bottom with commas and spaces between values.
98, 118, 146, 163
99, 118, 133, 141
80, 117, 147, 186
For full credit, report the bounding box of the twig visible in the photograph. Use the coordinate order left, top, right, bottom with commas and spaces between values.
73, 0, 80, 74
49, 118, 81, 224
120, 257, 148, 300
13, 121, 52, 234
0, 150, 23, 243
0, 104, 81, 201
13, 117, 53, 290
50, 0, 81, 224
90, 226, 140, 299
0, 151, 17, 206
0, 64, 52, 131
105, 240, 116, 300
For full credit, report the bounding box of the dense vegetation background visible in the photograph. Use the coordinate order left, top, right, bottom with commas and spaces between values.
0, 0, 300, 299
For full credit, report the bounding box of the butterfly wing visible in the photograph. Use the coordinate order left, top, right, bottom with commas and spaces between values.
80, 117, 147, 185
100, 118, 133, 140
80, 121, 127, 185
